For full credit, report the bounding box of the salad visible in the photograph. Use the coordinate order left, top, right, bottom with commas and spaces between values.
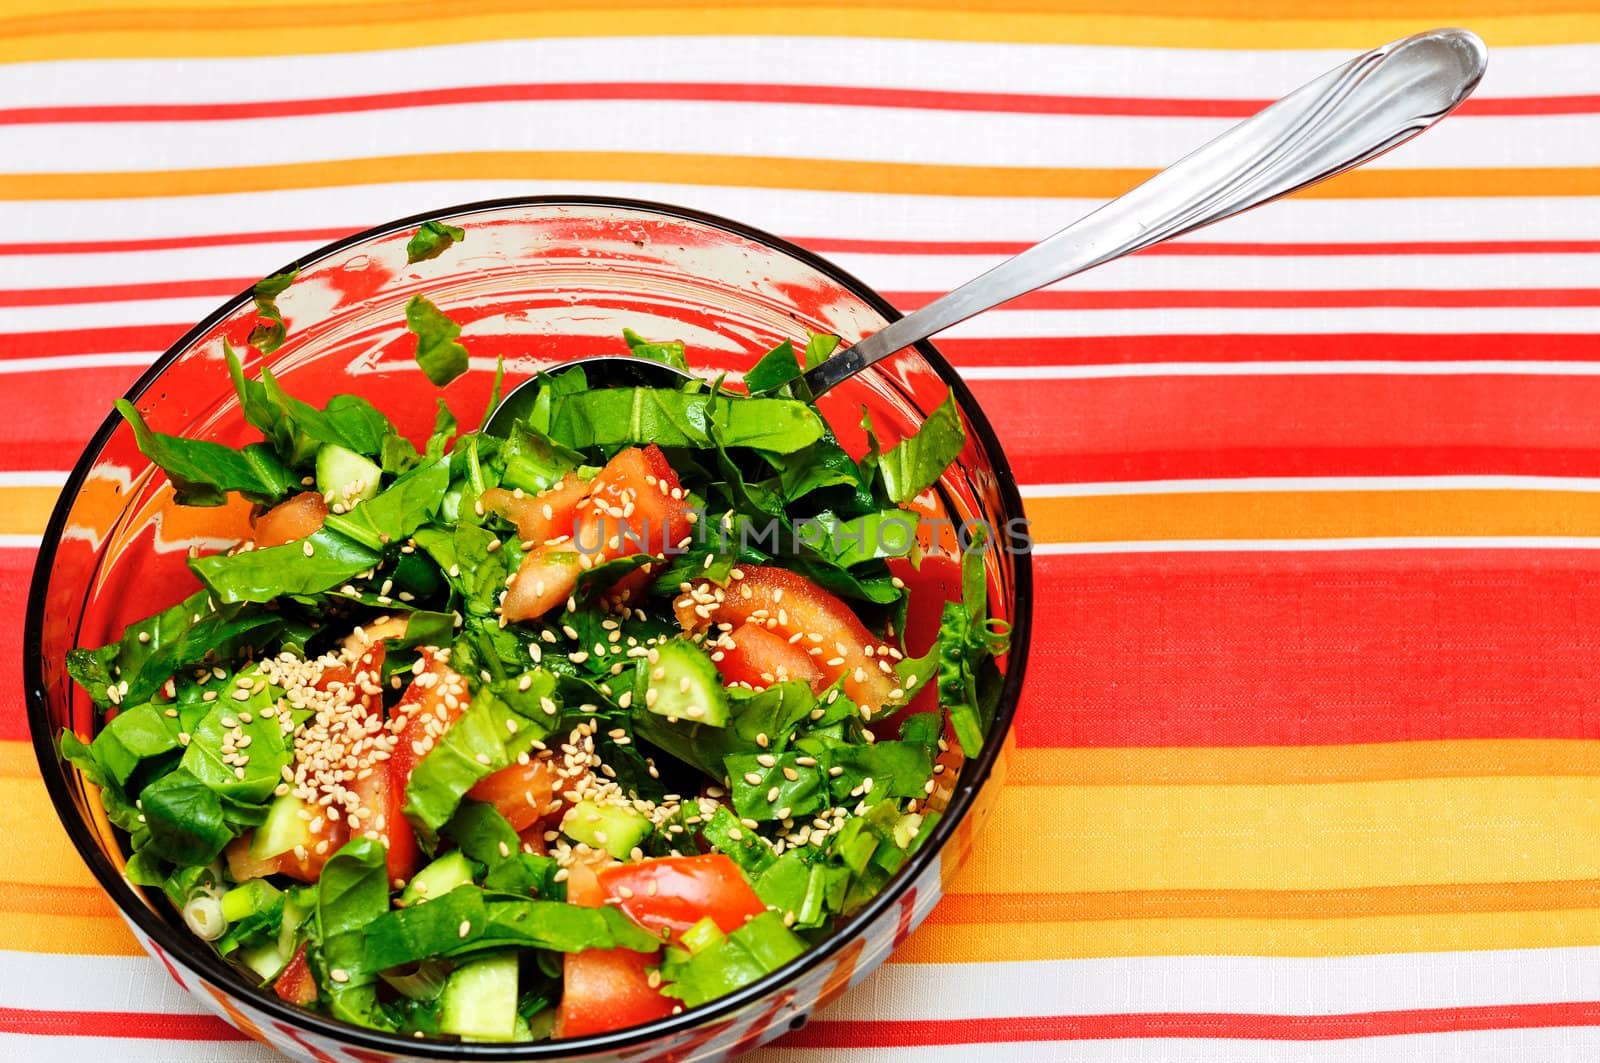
59, 243, 1010, 1043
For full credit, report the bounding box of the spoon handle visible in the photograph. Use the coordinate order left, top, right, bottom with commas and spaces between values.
802, 27, 1488, 397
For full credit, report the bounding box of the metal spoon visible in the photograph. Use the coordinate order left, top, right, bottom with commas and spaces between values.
486, 27, 1486, 433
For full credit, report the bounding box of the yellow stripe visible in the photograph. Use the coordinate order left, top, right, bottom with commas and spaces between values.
0, 8, 1595, 63
953, 777, 1600, 893
1026, 489, 1600, 543
1010, 740, 1600, 786
891, 909, 1600, 961
0, 157, 1594, 202
12, 772, 1597, 894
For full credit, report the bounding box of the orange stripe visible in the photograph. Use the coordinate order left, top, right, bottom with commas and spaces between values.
0, 7, 1594, 61
929, 880, 1600, 924
0, 156, 1593, 202
1026, 489, 1600, 543
0, 912, 142, 956
1010, 740, 1600, 786
0, 882, 119, 919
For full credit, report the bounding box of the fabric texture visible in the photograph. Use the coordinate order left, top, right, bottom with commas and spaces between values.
2, 4, 1599, 1060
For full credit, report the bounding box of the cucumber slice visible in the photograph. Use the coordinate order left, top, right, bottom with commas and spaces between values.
438, 951, 519, 1042
644, 641, 729, 727
250, 792, 315, 860
236, 941, 289, 982
220, 878, 281, 922
400, 850, 478, 906
315, 444, 382, 509
560, 799, 651, 860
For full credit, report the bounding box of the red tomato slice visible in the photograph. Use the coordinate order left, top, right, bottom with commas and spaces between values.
253, 491, 328, 549
274, 944, 318, 1006
676, 565, 898, 715
481, 472, 589, 546
554, 948, 676, 1039
503, 446, 690, 623
467, 759, 556, 832
555, 853, 673, 1039
596, 854, 768, 943
350, 761, 419, 886
272, 814, 348, 883
883, 555, 961, 720
386, 650, 469, 790
516, 823, 549, 857
714, 621, 823, 691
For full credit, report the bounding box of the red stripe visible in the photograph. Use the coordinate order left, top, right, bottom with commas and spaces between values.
967, 373, 1600, 484
0, 1007, 243, 1040
0, 83, 1588, 126
781, 1002, 1600, 1048
935, 333, 1600, 367
1014, 550, 1600, 749
886, 288, 1600, 311
2, 1001, 1593, 1044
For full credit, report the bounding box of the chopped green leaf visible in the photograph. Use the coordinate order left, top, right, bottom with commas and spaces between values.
877, 389, 965, 504
406, 221, 465, 265
407, 295, 470, 388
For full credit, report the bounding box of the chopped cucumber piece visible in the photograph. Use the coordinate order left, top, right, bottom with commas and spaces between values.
401, 850, 477, 906
680, 916, 724, 955
220, 878, 281, 922
644, 641, 728, 727
316, 444, 382, 509
438, 951, 519, 1042
560, 799, 651, 860
236, 941, 289, 982
250, 792, 315, 860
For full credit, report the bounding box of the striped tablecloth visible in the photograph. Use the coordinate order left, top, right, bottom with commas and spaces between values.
4, 4, 1600, 1061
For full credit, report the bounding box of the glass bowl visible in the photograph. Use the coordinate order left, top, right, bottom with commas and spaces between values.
24, 197, 1033, 1062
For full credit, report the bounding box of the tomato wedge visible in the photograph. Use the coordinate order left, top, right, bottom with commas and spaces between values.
253, 491, 328, 549
386, 650, 469, 790
274, 944, 318, 1006
714, 621, 822, 691
481, 472, 589, 546
466, 758, 556, 832
503, 445, 690, 623
555, 856, 675, 1039
555, 948, 676, 1039
597, 854, 768, 943
676, 565, 898, 715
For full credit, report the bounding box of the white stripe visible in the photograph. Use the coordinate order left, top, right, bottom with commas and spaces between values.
8, 247, 1600, 296
0, 534, 42, 548
7, 185, 1600, 248
761, 1030, 1600, 1063
1031, 537, 1600, 554
6, 948, 1598, 1021
0, 354, 153, 375
1021, 475, 1600, 496
818, 949, 1600, 1022
0, 1036, 279, 1063
0, 471, 68, 487
0, 38, 1593, 104
3, 1029, 1597, 1063
0, 98, 1580, 174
